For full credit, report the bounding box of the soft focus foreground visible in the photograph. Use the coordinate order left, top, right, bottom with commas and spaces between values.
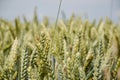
0, 15, 120, 80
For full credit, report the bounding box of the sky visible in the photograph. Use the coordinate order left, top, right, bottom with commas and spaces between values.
0, 0, 120, 22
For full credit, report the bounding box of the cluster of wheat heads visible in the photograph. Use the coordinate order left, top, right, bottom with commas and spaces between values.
0, 15, 120, 80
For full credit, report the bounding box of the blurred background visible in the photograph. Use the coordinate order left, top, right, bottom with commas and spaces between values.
0, 0, 120, 22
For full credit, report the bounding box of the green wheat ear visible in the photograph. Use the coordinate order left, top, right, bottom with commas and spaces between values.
3, 38, 18, 79
21, 48, 29, 80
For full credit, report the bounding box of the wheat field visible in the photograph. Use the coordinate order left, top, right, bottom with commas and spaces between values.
0, 14, 120, 80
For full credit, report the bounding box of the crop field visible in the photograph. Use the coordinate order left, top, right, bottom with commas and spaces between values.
0, 14, 120, 80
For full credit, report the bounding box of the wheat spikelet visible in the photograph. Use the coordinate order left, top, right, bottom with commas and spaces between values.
21, 48, 29, 80
2, 38, 18, 79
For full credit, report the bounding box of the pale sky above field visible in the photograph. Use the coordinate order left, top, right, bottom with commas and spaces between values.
0, 0, 120, 22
